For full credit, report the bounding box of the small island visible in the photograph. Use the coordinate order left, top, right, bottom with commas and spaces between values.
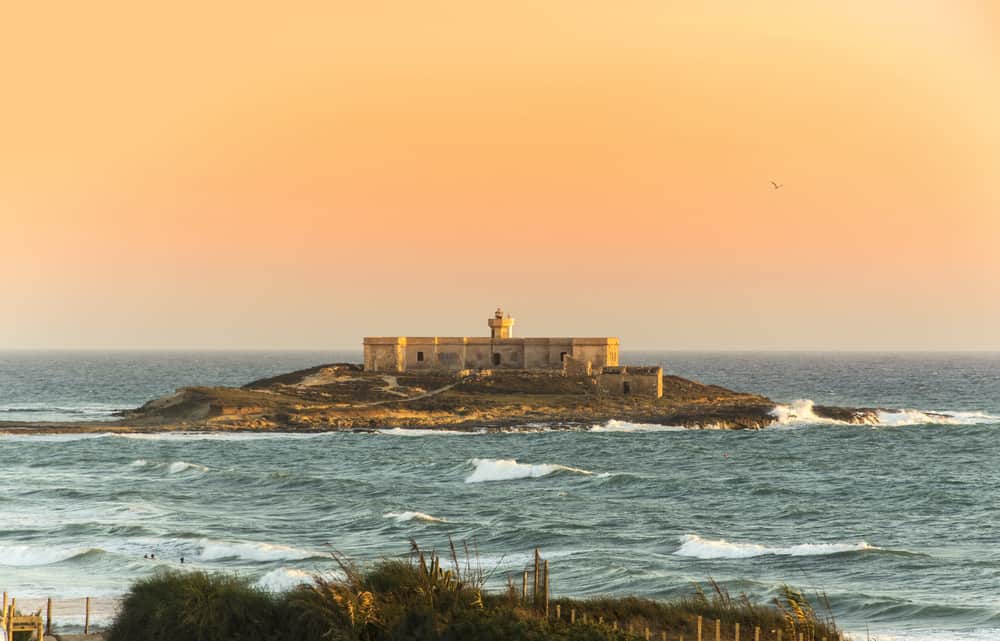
0, 310, 880, 434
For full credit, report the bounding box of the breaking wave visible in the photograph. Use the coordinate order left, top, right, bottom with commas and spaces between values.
465, 458, 605, 483
875, 409, 1000, 426
256, 567, 314, 592
590, 420, 687, 433
379, 428, 478, 436
770, 399, 999, 427
384, 511, 446, 523
673, 534, 878, 559
197, 539, 323, 563
129, 459, 210, 474
0, 543, 97, 566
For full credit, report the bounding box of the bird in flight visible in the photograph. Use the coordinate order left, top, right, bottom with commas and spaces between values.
771, 181, 783, 190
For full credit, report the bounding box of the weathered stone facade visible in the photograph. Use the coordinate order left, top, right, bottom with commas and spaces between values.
363, 309, 619, 374
597, 366, 664, 399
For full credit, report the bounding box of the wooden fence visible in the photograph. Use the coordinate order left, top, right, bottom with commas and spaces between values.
507, 549, 848, 641
1, 592, 117, 635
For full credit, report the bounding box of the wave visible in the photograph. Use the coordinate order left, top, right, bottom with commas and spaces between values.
256, 567, 314, 592
590, 420, 687, 433
114, 431, 335, 441
465, 458, 605, 483
0, 406, 118, 414
379, 428, 478, 436
848, 628, 1000, 641
876, 409, 1000, 426
673, 534, 878, 559
0, 543, 98, 566
384, 511, 446, 523
128, 459, 210, 474
771, 399, 999, 427
197, 539, 324, 563
770, 399, 845, 425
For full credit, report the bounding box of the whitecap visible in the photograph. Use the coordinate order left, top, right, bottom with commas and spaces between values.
464, 458, 603, 483
197, 539, 322, 562
114, 431, 332, 441
875, 409, 1000, 427
379, 428, 477, 436
256, 567, 314, 592
0, 543, 94, 566
384, 511, 445, 523
167, 461, 210, 474
771, 399, 1000, 427
769, 399, 844, 425
590, 420, 687, 432
673, 534, 877, 559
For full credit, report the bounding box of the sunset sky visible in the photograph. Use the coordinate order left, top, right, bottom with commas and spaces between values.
2, 1, 998, 350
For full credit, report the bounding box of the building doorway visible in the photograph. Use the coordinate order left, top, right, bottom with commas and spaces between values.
492, 353, 501, 366
623, 381, 631, 396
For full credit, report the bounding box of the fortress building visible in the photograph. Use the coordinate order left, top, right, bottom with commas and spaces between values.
364, 308, 620, 373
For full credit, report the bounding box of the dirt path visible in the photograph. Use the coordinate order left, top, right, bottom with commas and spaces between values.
363, 381, 460, 406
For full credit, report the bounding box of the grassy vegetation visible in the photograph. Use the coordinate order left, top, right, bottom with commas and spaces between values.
106, 544, 845, 641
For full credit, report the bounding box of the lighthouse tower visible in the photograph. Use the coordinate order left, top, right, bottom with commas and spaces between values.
487, 307, 515, 339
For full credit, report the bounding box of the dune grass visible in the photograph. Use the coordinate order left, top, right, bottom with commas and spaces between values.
106, 543, 844, 641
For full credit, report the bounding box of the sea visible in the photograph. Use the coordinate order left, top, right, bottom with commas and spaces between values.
1, 350, 998, 640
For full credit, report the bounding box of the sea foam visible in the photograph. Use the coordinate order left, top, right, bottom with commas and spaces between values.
770, 400, 999, 427
0, 543, 94, 566
590, 420, 687, 432
379, 428, 477, 436
255, 567, 314, 592
465, 458, 603, 483
197, 540, 321, 562
673, 534, 877, 559
128, 459, 210, 473
384, 511, 446, 523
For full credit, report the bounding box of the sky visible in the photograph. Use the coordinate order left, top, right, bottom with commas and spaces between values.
1, 1, 998, 350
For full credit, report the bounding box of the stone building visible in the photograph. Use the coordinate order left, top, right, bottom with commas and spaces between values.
364, 308, 619, 373
598, 366, 664, 398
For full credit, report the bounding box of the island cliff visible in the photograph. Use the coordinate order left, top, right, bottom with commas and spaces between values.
0, 363, 879, 434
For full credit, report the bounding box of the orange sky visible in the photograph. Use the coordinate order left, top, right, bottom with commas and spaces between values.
2, 1, 998, 349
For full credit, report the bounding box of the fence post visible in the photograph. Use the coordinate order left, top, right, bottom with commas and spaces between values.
522, 570, 528, 604
645, 625, 651, 640
571, 608, 576, 624
85, 596, 91, 634
754, 626, 760, 641
715, 618, 721, 641
697, 615, 703, 641
543, 559, 550, 618
7, 598, 15, 640
735, 622, 740, 641
533, 549, 540, 606
555, 604, 561, 622
47, 597, 53, 634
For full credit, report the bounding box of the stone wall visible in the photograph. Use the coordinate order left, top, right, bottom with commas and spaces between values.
597, 365, 663, 399
363, 336, 619, 373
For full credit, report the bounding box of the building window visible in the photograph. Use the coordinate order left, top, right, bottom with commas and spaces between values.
417, 351, 424, 362
623, 381, 631, 396
492, 353, 501, 366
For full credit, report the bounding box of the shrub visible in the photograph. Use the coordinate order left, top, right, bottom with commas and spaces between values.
105, 570, 278, 641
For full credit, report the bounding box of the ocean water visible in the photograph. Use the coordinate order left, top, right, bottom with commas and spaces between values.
1, 351, 999, 640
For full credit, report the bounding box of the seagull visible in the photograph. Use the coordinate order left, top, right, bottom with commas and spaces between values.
770, 181, 783, 190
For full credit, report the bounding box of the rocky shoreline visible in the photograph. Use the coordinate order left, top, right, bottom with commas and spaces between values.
0, 363, 881, 434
